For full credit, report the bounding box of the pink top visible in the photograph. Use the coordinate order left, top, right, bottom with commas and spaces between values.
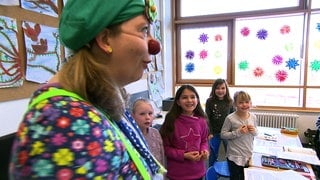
162, 114, 209, 180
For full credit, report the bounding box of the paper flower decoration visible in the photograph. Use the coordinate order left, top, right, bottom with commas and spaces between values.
238, 60, 249, 70
286, 58, 299, 70
310, 60, 320, 72
272, 55, 283, 65
241, 27, 250, 37
199, 33, 209, 44
253, 67, 264, 77
199, 49, 208, 60
185, 50, 195, 60
256, 29, 268, 40
214, 34, 222, 41
275, 70, 288, 82
185, 63, 195, 73
280, 25, 290, 34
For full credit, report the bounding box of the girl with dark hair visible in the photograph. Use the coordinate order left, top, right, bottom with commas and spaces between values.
205, 78, 234, 164
160, 84, 209, 180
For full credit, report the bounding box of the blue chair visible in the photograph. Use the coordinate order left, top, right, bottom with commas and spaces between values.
206, 137, 230, 180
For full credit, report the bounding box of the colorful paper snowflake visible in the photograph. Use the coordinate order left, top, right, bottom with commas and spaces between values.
272, 55, 283, 65
310, 59, 320, 72
199, 33, 209, 44
214, 34, 222, 41
238, 60, 249, 70
316, 23, 320, 32
256, 29, 268, 40
199, 49, 208, 59
240, 27, 250, 37
314, 40, 320, 49
280, 25, 290, 34
253, 67, 264, 77
214, 50, 222, 58
286, 58, 299, 70
275, 70, 288, 82
284, 43, 294, 52
213, 65, 223, 75
185, 50, 195, 59
185, 62, 195, 73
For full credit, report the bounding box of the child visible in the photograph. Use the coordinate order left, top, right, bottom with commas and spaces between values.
159, 84, 209, 180
205, 78, 234, 165
221, 91, 258, 180
131, 99, 166, 167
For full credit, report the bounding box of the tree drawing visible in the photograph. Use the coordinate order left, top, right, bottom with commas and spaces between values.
23, 21, 61, 84
0, 17, 23, 88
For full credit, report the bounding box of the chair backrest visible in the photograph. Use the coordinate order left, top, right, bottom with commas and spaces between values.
0, 132, 16, 180
206, 165, 219, 180
209, 137, 220, 162
213, 161, 230, 177
209, 137, 230, 178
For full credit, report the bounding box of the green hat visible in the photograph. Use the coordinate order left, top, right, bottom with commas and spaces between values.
59, 0, 157, 51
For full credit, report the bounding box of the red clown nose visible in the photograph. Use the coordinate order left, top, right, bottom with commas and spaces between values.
148, 39, 161, 55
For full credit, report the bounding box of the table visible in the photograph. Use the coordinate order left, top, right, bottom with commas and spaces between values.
152, 111, 167, 127
247, 126, 317, 180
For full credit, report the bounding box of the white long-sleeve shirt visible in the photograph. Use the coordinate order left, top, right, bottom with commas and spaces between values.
221, 112, 258, 166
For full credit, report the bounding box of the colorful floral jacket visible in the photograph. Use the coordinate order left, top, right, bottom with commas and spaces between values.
9, 85, 150, 179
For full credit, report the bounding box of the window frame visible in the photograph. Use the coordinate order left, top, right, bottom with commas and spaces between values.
173, 0, 320, 112
176, 21, 233, 84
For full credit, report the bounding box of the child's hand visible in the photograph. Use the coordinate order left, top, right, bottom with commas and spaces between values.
200, 150, 209, 160
184, 151, 201, 161
240, 125, 249, 134
247, 124, 255, 133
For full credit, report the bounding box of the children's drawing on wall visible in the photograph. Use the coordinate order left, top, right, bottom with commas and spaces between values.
21, 0, 59, 17
23, 21, 61, 83
147, 71, 165, 108
0, 16, 23, 88
148, 54, 163, 72
0, 0, 20, 5
153, 20, 162, 44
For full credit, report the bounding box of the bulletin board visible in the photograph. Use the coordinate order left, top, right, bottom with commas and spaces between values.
0, 0, 165, 105
0, 0, 64, 102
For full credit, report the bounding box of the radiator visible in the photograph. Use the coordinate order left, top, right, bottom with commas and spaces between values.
253, 112, 298, 128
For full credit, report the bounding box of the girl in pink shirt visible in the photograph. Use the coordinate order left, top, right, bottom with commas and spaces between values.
160, 84, 209, 180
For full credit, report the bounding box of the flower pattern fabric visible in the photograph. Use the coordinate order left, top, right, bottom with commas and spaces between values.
9, 85, 150, 179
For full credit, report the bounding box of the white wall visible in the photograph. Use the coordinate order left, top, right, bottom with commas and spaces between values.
0, 98, 29, 136
160, 0, 173, 99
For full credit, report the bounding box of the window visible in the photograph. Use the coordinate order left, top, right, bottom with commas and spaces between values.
177, 22, 232, 83
235, 14, 304, 86
179, 0, 300, 17
174, 0, 320, 111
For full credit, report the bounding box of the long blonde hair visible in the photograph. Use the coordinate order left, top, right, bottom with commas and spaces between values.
59, 26, 128, 120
